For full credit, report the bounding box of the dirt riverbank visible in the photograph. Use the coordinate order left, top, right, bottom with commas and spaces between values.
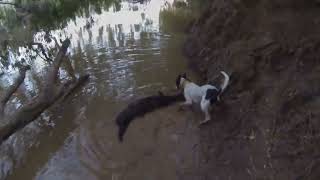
184, 1, 320, 179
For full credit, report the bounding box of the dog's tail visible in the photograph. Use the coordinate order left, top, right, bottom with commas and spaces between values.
115, 92, 185, 142
118, 125, 127, 142
220, 71, 230, 93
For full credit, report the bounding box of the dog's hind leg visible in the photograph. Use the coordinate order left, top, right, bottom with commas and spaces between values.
200, 99, 211, 125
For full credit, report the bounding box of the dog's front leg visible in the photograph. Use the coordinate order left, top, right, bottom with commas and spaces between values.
181, 100, 192, 106
178, 96, 192, 111
181, 94, 192, 106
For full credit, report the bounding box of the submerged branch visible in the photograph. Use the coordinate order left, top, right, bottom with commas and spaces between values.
39, 39, 70, 97
29, 42, 52, 62
0, 38, 89, 145
49, 39, 70, 84
0, 74, 89, 144
52, 37, 61, 49
0, 66, 29, 115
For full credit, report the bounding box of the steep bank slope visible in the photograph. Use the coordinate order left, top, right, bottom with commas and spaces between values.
184, 1, 320, 179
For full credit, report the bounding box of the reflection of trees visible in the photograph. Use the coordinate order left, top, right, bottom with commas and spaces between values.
10, 0, 120, 29
106, 25, 116, 47
117, 24, 125, 47
0, 0, 123, 111
0, 0, 195, 178
97, 26, 104, 45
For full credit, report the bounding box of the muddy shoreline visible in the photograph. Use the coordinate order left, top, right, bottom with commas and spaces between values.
184, 1, 320, 179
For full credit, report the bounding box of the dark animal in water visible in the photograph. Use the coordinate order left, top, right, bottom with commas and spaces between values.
116, 91, 184, 142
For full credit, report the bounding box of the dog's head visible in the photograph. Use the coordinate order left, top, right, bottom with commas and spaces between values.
176, 73, 187, 89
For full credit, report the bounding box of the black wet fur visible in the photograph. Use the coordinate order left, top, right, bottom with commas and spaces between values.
116, 92, 185, 142
205, 89, 220, 104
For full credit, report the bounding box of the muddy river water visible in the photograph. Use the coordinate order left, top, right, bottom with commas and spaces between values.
1, 0, 204, 179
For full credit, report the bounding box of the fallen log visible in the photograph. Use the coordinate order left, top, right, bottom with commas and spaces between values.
0, 74, 89, 143
0, 39, 89, 145
0, 66, 30, 115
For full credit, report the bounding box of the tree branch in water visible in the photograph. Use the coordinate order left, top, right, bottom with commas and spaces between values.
29, 42, 52, 62
0, 66, 30, 115
0, 74, 89, 143
0, 39, 89, 145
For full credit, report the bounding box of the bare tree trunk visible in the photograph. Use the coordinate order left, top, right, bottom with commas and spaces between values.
0, 75, 88, 142
0, 39, 89, 145
0, 66, 29, 116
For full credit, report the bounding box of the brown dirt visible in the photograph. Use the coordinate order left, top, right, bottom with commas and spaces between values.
184, 0, 320, 179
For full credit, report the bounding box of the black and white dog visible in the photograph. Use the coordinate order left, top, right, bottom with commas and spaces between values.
176, 71, 230, 124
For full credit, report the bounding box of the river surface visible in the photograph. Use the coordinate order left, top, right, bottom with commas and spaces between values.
1, 0, 203, 179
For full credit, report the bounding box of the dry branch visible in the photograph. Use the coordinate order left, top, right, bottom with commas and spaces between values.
49, 39, 70, 83
0, 74, 89, 143
0, 66, 29, 115
47, 38, 76, 80
52, 37, 61, 49
0, 38, 89, 145
29, 42, 52, 61
40, 39, 70, 97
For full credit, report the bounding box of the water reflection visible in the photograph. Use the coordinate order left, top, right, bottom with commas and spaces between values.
1, 0, 201, 180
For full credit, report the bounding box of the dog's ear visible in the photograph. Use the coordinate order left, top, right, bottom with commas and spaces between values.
182, 73, 187, 78
176, 74, 181, 89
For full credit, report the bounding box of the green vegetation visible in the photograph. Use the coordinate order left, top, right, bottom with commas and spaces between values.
0, 0, 121, 69
0, 0, 120, 30
160, 5, 192, 33
159, 0, 206, 34
27, 0, 120, 29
